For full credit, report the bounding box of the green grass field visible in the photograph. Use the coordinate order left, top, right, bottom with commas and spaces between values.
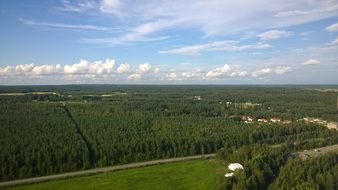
8, 159, 225, 190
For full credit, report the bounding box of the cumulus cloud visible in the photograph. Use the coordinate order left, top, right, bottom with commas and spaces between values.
252, 68, 272, 78
0, 59, 115, 76
123, 62, 153, 80
302, 59, 320, 65
154, 67, 161, 73
137, 63, 151, 73
127, 73, 141, 80
274, 66, 292, 74
206, 64, 247, 78
64, 58, 115, 74
167, 72, 177, 80
252, 66, 291, 77
258, 30, 292, 40
326, 23, 338, 31
14, 63, 34, 73
159, 41, 271, 55
116, 63, 131, 74
32, 64, 62, 75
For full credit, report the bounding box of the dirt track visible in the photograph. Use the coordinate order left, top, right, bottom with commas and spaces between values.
296, 144, 338, 160
0, 154, 216, 187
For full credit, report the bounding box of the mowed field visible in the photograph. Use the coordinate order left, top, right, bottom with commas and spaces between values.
7, 159, 224, 190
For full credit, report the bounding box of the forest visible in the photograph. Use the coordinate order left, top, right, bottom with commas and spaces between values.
218, 144, 338, 190
0, 85, 337, 187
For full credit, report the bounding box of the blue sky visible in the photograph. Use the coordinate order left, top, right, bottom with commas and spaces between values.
0, 0, 338, 84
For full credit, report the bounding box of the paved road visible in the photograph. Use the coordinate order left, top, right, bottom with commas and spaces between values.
0, 154, 216, 187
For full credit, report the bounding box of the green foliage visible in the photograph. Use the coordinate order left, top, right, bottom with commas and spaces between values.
270, 153, 338, 190
0, 85, 337, 181
0, 103, 89, 180
218, 145, 290, 190
8, 159, 223, 190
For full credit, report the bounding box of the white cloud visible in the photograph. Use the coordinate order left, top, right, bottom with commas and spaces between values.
32, 64, 62, 75
21, 18, 110, 31
15, 63, 34, 73
0, 66, 14, 75
64, 58, 115, 74
326, 23, 338, 31
57, 0, 97, 12
125, 62, 152, 80
302, 59, 320, 65
159, 41, 271, 55
100, 0, 122, 15
274, 66, 292, 74
167, 72, 177, 80
274, 10, 309, 17
181, 72, 191, 78
328, 37, 338, 46
128, 73, 141, 80
206, 64, 247, 78
82, 20, 173, 45
116, 63, 130, 74
252, 66, 291, 77
137, 63, 151, 73
258, 30, 292, 40
57, 0, 338, 38
0, 63, 62, 76
154, 68, 161, 73
252, 68, 271, 78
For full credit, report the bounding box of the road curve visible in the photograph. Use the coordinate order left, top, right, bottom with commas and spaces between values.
0, 154, 216, 187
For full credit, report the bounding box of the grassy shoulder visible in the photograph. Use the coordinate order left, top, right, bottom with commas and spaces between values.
8, 159, 225, 190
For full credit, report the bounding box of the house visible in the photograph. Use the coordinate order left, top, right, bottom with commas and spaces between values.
327, 122, 338, 130
228, 163, 244, 171
258, 118, 268, 123
194, 96, 201, 100
242, 116, 253, 124
270, 117, 281, 123
283, 120, 292, 124
302, 117, 327, 125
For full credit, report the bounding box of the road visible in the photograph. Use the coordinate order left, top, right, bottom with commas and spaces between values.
0, 154, 216, 187
296, 144, 338, 160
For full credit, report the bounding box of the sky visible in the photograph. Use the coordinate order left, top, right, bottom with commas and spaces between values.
0, 0, 338, 85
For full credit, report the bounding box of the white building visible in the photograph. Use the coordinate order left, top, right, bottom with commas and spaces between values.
228, 163, 244, 171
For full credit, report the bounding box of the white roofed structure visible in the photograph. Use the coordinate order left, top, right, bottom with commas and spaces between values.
228, 163, 244, 171
225, 172, 234, 177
